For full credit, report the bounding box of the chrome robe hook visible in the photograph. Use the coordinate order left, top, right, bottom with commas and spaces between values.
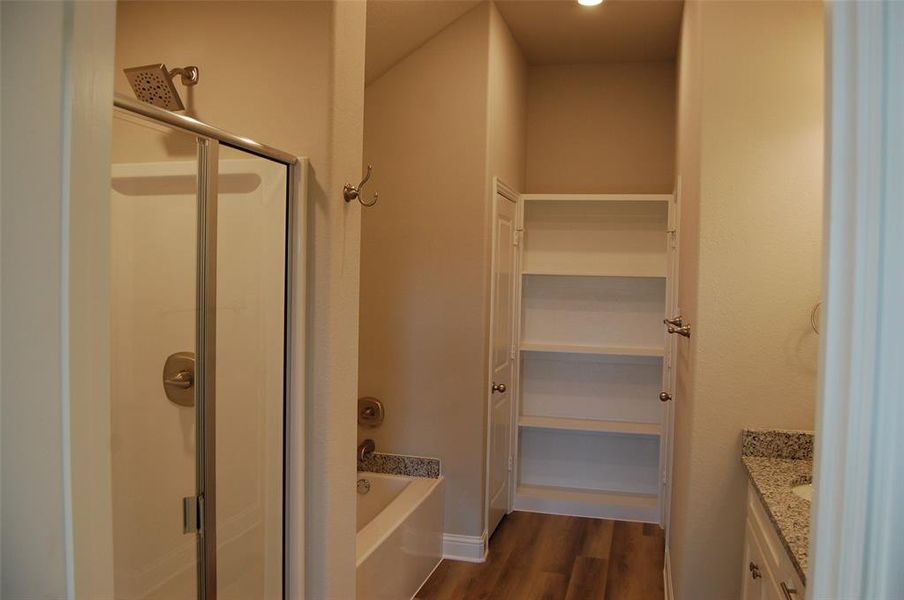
344, 165, 378, 207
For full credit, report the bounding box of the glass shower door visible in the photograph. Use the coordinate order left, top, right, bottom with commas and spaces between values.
110, 109, 291, 600
214, 145, 287, 600
110, 112, 201, 600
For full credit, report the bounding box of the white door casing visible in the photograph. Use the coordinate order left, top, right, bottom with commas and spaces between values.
486, 179, 518, 539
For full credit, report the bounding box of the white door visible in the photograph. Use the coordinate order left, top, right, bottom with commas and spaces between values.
660, 190, 680, 528
487, 186, 517, 538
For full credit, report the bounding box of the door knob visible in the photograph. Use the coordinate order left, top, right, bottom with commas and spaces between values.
667, 324, 692, 338
492, 383, 506, 393
659, 392, 672, 402
664, 315, 692, 338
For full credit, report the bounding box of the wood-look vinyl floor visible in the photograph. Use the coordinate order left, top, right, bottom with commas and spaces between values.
416, 512, 665, 600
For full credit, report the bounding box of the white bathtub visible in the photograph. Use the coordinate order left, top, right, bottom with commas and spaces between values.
356, 473, 445, 600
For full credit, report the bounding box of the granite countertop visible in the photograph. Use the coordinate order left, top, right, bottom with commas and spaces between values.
741, 429, 814, 584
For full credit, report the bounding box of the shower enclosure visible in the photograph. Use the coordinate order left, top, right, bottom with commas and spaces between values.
109, 95, 303, 600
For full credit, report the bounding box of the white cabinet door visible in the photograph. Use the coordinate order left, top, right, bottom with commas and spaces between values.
744, 487, 804, 600
486, 185, 517, 538
743, 520, 768, 600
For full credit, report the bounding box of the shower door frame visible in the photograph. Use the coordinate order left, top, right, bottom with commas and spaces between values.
113, 94, 304, 600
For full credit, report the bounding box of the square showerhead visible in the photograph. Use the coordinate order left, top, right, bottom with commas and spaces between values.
124, 63, 185, 111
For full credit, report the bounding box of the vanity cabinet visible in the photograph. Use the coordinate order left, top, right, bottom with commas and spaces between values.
742, 484, 805, 600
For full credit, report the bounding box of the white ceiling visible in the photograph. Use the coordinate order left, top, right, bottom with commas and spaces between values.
365, 0, 482, 84
494, 0, 683, 64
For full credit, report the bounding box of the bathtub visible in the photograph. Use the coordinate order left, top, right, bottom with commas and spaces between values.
356, 473, 445, 600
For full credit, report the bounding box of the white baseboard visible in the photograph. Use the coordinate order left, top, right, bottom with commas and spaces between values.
513, 487, 659, 523
442, 530, 487, 563
664, 546, 674, 600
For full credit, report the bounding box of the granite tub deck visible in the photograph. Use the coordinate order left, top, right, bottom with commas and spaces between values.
358, 452, 441, 479
741, 429, 814, 584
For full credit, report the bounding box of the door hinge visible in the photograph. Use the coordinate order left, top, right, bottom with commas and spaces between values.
183, 494, 203, 534
510, 345, 517, 359
513, 230, 523, 246
507, 456, 513, 472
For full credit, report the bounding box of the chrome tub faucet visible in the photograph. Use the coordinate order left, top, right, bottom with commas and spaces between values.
358, 439, 375, 462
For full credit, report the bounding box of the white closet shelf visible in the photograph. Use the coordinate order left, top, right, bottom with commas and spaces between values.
522, 269, 667, 279
518, 415, 661, 436
521, 193, 673, 203
519, 342, 664, 358
513, 484, 659, 523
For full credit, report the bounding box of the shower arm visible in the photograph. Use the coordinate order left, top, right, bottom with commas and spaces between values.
168, 66, 199, 86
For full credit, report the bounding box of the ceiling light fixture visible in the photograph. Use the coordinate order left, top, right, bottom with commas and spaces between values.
578, 0, 603, 6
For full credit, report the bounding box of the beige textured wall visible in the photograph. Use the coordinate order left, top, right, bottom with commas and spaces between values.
115, 1, 332, 164
669, 2, 824, 598
360, 3, 492, 539
525, 62, 676, 194
669, 0, 701, 593
116, 2, 364, 597
313, 3, 365, 597
488, 3, 528, 192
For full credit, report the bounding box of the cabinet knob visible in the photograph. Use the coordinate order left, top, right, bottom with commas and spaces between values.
492, 382, 506, 394
748, 561, 761, 580
659, 391, 672, 402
